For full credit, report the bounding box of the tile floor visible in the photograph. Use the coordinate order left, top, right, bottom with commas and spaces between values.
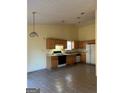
27, 64, 96, 93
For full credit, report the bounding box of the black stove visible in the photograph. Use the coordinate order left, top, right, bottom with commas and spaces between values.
53, 51, 63, 56
53, 51, 66, 67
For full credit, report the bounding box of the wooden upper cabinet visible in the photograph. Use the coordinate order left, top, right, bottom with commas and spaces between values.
55, 39, 67, 49
46, 38, 55, 49
78, 41, 87, 49
46, 38, 95, 49
74, 41, 79, 49
63, 40, 67, 49
46, 38, 67, 49
86, 40, 95, 44
78, 40, 95, 49
78, 41, 83, 48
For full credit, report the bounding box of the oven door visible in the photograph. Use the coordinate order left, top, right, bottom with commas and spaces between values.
58, 55, 66, 67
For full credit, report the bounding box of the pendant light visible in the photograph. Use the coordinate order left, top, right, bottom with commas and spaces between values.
29, 11, 39, 37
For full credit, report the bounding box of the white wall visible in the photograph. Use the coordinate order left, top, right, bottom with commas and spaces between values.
78, 20, 96, 76
28, 36, 46, 72
78, 20, 96, 40
27, 24, 78, 72
28, 22, 96, 72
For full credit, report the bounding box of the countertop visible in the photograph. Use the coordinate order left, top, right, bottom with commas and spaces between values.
47, 52, 83, 56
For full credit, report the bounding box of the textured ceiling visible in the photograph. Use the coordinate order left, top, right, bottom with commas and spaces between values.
28, 0, 96, 25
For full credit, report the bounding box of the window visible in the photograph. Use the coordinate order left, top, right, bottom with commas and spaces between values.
67, 41, 74, 50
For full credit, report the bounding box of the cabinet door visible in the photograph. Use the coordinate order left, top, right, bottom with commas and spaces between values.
46, 39, 51, 49
51, 39, 55, 49
66, 55, 75, 65
79, 41, 83, 48
79, 41, 87, 49
74, 41, 79, 49
46, 39, 49, 49
59, 40, 63, 45
51, 56, 58, 68
63, 40, 67, 49
46, 38, 67, 49
46, 39, 55, 49
81, 53, 86, 63
82, 41, 87, 49
55, 39, 61, 45
87, 40, 95, 44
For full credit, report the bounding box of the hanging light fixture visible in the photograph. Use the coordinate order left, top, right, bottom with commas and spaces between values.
29, 11, 39, 37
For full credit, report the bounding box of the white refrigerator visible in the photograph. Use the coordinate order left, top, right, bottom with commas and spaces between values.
86, 44, 96, 65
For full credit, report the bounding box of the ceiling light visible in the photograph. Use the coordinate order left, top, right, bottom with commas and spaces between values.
78, 22, 80, 24
77, 17, 80, 19
29, 11, 39, 38
61, 20, 65, 23
81, 12, 85, 15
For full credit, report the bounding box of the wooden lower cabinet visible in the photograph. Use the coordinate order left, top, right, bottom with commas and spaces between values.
66, 55, 76, 65
51, 56, 58, 68
81, 53, 86, 63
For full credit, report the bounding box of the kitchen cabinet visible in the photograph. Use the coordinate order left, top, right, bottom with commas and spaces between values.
46, 38, 55, 49
78, 40, 95, 49
86, 40, 95, 44
66, 55, 76, 65
78, 41, 83, 48
74, 41, 79, 49
78, 41, 87, 49
51, 56, 58, 68
46, 38, 67, 49
63, 40, 67, 49
78, 40, 96, 49
81, 53, 86, 63
46, 38, 95, 49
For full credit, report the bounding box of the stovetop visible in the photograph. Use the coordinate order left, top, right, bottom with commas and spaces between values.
53, 51, 64, 56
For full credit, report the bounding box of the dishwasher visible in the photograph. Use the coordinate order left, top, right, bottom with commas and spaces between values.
76, 54, 81, 63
